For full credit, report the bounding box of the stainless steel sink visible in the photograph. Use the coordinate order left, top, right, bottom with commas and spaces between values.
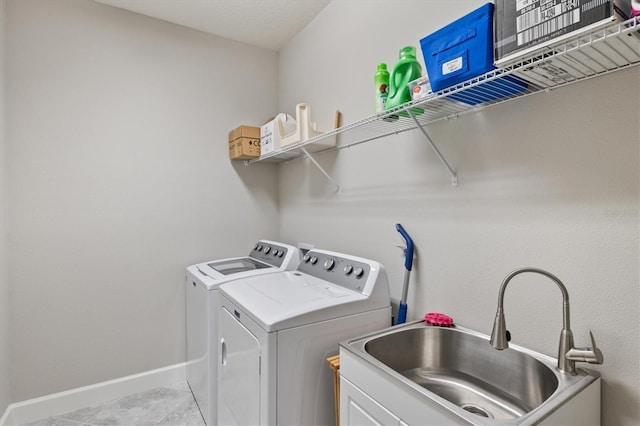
341, 322, 600, 424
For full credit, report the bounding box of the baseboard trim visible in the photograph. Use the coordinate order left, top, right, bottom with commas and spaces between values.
0, 362, 186, 426
0, 406, 12, 426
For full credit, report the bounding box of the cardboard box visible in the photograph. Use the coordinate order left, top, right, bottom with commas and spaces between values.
512, 55, 599, 87
420, 3, 495, 91
495, 0, 634, 66
408, 76, 432, 101
229, 125, 260, 142
229, 138, 260, 160
260, 113, 296, 156
228, 125, 260, 160
260, 119, 277, 156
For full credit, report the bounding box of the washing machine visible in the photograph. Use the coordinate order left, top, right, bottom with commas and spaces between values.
217, 249, 392, 426
186, 240, 301, 426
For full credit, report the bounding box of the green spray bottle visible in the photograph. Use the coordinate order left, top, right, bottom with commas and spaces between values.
385, 46, 423, 114
374, 63, 389, 113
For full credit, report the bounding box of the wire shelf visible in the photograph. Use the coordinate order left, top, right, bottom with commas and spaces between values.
247, 17, 640, 165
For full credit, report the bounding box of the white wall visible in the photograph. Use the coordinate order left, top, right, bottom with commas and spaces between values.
0, 0, 10, 418
5, 0, 279, 402
278, 1, 639, 425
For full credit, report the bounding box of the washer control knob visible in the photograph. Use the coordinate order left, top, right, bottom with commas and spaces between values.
303, 254, 311, 263
264, 246, 271, 254
278, 251, 284, 258
344, 265, 353, 275
272, 249, 279, 256
354, 267, 364, 278
254, 244, 259, 250
310, 256, 318, 265
323, 258, 335, 271
256, 244, 263, 251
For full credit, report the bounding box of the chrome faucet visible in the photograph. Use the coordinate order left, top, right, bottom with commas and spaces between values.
489, 267, 604, 375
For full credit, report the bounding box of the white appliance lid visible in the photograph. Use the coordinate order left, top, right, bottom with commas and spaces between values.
186, 240, 301, 291
206, 257, 272, 275
188, 258, 282, 290
220, 271, 386, 332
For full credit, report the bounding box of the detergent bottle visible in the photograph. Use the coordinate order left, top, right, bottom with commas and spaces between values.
385, 46, 423, 113
374, 63, 389, 113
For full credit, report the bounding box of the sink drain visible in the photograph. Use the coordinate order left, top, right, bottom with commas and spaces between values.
461, 404, 491, 418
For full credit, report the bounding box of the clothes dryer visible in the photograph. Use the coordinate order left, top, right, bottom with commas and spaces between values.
217, 249, 391, 425
186, 240, 301, 426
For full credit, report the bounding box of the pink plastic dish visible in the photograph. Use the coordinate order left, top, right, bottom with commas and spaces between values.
424, 312, 454, 327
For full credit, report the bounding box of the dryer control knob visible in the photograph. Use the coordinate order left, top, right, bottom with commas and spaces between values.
344, 265, 353, 275
323, 258, 335, 271
303, 254, 311, 263
354, 267, 364, 278
272, 249, 279, 256
310, 256, 318, 265
257, 244, 263, 251
278, 251, 284, 258
264, 246, 271, 254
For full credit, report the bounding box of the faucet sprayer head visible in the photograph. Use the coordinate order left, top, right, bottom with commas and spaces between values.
490, 308, 509, 350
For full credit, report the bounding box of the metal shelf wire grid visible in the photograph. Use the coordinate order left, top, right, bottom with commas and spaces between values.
247, 17, 640, 165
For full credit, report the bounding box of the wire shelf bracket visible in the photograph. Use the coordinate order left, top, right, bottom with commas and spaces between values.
408, 109, 458, 187
300, 146, 341, 194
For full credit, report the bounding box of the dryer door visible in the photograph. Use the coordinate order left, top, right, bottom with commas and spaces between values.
219, 307, 261, 425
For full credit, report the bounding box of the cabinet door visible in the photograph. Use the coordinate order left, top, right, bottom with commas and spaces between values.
218, 307, 261, 425
341, 377, 403, 426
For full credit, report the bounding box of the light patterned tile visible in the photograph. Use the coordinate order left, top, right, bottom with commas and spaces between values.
53, 404, 103, 425
156, 397, 205, 426
163, 382, 190, 394
21, 417, 87, 426
53, 383, 196, 426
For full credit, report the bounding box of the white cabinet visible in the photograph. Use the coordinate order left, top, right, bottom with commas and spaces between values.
338, 349, 464, 426
340, 377, 407, 426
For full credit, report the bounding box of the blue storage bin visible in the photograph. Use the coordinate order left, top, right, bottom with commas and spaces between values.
419, 3, 529, 104
420, 3, 495, 91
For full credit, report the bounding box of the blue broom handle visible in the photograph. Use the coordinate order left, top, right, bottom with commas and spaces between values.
396, 223, 414, 271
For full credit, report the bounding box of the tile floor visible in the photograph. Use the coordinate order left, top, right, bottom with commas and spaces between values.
21, 382, 205, 426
